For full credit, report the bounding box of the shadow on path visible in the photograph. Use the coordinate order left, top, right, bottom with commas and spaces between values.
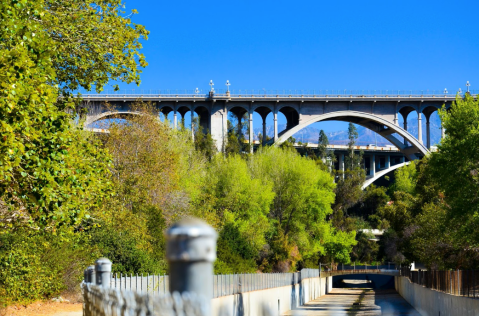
282, 287, 420, 316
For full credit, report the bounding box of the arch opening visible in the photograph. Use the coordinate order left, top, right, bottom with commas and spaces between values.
278, 106, 299, 133
275, 111, 429, 160
194, 106, 210, 133
253, 106, 273, 145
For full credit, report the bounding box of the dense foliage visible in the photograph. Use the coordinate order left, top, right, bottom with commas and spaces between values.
0, 0, 148, 305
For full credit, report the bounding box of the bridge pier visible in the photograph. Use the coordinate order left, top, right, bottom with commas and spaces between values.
173, 110, 178, 129
417, 111, 422, 144
249, 110, 253, 153
426, 118, 431, 149
371, 154, 376, 177
262, 115, 267, 145
274, 111, 278, 142
403, 120, 408, 146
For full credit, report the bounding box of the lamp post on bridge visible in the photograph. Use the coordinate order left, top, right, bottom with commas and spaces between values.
225, 80, 230, 96
209, 80, 214, 97
466, 81, 470, 94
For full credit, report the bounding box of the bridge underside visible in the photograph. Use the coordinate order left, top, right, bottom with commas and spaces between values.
272, 111, 429, 161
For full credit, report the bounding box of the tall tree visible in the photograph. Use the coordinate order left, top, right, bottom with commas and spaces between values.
345, 123, 362, 170
0, 0, 137, 231
333, 123, 366, 215
318, 130, 330, 160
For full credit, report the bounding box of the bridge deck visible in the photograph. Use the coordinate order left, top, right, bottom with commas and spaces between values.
282, 288, 420, 315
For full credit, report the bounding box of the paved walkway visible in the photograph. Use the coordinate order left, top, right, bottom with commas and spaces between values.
282, 288, 421, 315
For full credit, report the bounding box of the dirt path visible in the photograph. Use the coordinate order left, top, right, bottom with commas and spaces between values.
282, 288, 421, 315
2, 302, 82, 316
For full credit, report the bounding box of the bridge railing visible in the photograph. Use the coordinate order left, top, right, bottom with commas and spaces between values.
400, 267, 479, 298
108, 269, 318, 298
79, 89, 478, 98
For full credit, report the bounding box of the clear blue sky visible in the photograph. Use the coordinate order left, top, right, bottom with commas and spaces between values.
108, 0, 479, 137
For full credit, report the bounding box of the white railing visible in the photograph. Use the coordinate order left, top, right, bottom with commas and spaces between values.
79, 89, 476, 99
109, 269, 319, 298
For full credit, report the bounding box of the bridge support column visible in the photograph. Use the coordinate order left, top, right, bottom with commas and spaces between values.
262, 115, 267, 145
386, 155, 390, 169
249, 111, 253, 153
174, 110, 178, 129
274, 111, 278, 142
371, 155, 376, 177
417, 111, 423, 144
426, 118, 431, 149
403, 120, 408, 146
190, 109, 195, 141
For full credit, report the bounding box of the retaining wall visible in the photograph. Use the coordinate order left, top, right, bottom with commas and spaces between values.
395, 276, 479, 316
212, 276, 332, 316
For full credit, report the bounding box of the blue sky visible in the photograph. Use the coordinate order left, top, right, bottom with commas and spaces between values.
106, 0, 479, 137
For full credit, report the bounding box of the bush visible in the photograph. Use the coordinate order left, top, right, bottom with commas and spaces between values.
89, 225, 165, 275
0, 230, 96, 305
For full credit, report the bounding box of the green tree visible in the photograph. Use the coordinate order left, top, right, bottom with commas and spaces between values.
333, 123, 365, 215
224, 113, 249, 155
43, 0, 148, 94
429, 95, 479, 219
345, 123, 361, 170
318, 130, 334, 168
249, 147, 355, 269
0, 0, 115, 231
0, 0, 150, 303
206, 154, 275, 272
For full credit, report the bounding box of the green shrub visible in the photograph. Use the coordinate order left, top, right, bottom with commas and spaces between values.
0, 230, 96, 304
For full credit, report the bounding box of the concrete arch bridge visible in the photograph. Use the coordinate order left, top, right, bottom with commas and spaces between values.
82, 90, 455, 185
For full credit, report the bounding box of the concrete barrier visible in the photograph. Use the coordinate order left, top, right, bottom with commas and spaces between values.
395, 276, 479, 316
212, 276, 332, 316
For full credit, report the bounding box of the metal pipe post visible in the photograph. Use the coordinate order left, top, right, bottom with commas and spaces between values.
166, 217, 217, 310
86, 265, 96, 284
95, 258, 112, 287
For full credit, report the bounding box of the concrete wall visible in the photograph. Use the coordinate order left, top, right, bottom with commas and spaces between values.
395, 276, 479, 316
212, 276, 332, 316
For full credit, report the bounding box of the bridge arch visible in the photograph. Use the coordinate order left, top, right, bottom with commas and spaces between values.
274, 111, 429, 160
279, 106, 300, 131
362, 162, 411, 189
194, 105, 210, 133
84, 111, 143, 128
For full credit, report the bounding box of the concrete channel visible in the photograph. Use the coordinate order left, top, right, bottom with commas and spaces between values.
282, 278, 421, 315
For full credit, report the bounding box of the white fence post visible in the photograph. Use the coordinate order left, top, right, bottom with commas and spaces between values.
166, 218, 218, 314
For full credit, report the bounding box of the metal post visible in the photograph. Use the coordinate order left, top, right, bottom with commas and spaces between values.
95, 258, 112, 287
166, 217, 217, 311
86, 265, 96, 284
457, 269, 460, 296
84, 268, 89, 284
